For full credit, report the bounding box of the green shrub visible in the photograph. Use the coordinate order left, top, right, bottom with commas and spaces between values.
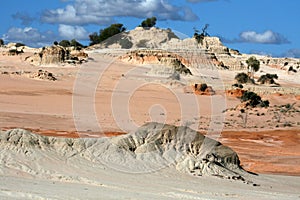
199, 83, 208, 92
260, 100, 270, 108
232, 83, 244, 88
235, 72, 254, 84
240, 91, 269, 108
15, 42, 25, 47
258, 73, 278, 84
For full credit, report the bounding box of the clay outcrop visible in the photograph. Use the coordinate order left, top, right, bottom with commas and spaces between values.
25, 45, 88, 66
226, 88, 245, 98
119, 49, 192, 75
0, 123, 252, 181
30, 70, 57, 81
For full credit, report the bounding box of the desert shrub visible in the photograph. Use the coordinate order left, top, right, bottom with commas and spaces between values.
240, 91, 269, 108
288, 66, 297, 73
0, 39, 4, 46
241, 91, 261, 107
199, 83, 208, 92
235, 72, 254, 84
232, 83, 244, 88
258, 73, 278, 84
15, 42, 25, 47
260, 100, 270, 108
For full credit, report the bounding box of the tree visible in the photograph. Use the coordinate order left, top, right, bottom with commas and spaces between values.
0, 38, 4, 46
246, 56, 260, 78
59, 40, 71, 47
70, 39, 84, 49
89, 24, 126, 46
89, 23, 126, 46
53, 41, 58, 45
140, 17, 157, 28
89, 32, 101, 46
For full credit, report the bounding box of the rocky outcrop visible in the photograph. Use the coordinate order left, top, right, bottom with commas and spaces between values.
201, 37, 245, 70
1, 43, 25, 56
90, 27, 179, 49
30, 70, 57, 81
1, 70, 57, 81
25, 45, 88, 66
226, 89, 245, 98
119, 49, 192, 75
258, 57, 300, 72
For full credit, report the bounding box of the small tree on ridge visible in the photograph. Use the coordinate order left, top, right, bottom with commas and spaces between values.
140, 17, 157, 28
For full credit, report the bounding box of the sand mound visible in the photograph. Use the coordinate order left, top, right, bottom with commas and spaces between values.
0, 123, 251, 181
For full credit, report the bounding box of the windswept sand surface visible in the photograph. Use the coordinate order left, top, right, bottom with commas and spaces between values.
0, 51, 300, 199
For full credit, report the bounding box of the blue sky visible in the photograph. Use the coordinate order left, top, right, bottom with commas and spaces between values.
2, 0, 300, 57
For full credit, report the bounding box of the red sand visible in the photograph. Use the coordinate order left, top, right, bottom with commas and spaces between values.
0, 52, 299, 176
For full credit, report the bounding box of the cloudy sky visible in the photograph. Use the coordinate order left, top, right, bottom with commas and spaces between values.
2, 0, 300, 57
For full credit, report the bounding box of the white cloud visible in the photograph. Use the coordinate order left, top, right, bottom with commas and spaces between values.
58, 24, 88, 40
41, 0, 198, 25
221, 30, 290, 45
42, 4, 111, 25
3, 27, 57, 47
239, 30, 289, 44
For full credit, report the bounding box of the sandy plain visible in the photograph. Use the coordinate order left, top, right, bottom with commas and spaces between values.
0, 49, 299, 199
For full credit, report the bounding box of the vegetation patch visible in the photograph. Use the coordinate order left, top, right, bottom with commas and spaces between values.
240, 91, 269, 108
258, 73, 279, 85
235, 72, 254, 84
